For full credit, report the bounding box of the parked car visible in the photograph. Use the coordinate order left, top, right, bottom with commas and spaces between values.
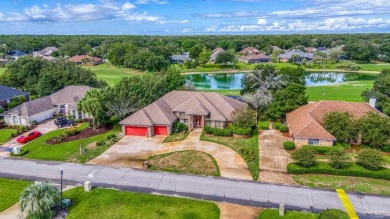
54, 117, 74, 128
17, 131, 42, 143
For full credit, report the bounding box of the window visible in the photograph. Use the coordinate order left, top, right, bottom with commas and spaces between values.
179, 112, 186, 118
78, 111, 83, 119
308, 139, 320, 145
59, 105, 66, 113
180, 119, 187, 124
205, 120, 211, 126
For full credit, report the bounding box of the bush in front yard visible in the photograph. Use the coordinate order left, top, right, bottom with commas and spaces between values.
279, 124, 288, 132
258, 121, 269, 130
238, 147, 256, 162
272, 122, 282, 130
301, 145, 341, 155
328, 149, 350, 169
319, 209, 349, 219
232, 126, 252, 135
63, 128, 79, 137
292, 147, 317, 167
357, 149, 385, 170
212, 128, 233, 137
173, 122, 188, 133
283, 141, 295, 150
203, 126, 213, 135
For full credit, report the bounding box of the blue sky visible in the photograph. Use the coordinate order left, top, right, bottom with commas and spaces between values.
0, 0, 390, 34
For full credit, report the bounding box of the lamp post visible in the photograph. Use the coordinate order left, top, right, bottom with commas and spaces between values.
60, 167, 63, 210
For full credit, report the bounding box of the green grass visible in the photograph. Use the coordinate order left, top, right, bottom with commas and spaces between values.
0, 67, 6, 75
258, 209, 318, 219
22, 123, 121, 163
0, 128, 17, 145
201, 89, 241, 96
83, 62, 143, 86
293, 174, 390, 196
356, 62, 390, 71
200, 129, 259, 180
148, 150, 220, 176
180, 62, 296, 73
384, 156, 390, 165
0, 178, 30, 212
162, 133, 189, 143
64, 187, 220, 219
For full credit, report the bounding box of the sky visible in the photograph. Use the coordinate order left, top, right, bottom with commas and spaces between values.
0, 0, 390, 35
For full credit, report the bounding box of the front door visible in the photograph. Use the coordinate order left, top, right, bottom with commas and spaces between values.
195, 116, 202, 127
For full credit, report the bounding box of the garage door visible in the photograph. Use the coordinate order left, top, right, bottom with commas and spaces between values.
154, 126, 168, 135
125, 126, 147, 136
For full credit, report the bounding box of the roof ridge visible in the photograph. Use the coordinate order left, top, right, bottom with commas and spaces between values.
154, 99, 174, 124
198, 93, 227, 120
141, 109, 154, 125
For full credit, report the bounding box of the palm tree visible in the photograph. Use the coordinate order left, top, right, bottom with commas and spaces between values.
77, 89, 104, 130
20, 181, 60, 219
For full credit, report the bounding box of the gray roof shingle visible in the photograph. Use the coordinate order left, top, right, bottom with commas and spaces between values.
0, 85, 29, 101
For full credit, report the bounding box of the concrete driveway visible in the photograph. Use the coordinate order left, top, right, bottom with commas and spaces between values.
258, 128, 296, 184
88, 129, 253, 180
0, 119, 58, 156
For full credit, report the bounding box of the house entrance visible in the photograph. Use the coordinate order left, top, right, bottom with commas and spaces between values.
194, 116, 202, 127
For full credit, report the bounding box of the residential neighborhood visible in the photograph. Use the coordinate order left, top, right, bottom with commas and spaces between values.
0, 2, 390, 218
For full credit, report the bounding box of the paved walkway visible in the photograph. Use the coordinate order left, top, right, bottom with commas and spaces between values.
89, 130, 252, 180
217, 202, 262, 219
258, 128, 296, 184
0, 158, 389, 218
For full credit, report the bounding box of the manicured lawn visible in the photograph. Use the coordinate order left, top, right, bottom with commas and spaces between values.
83, 62, 143, 86
162, 133, 189, 143
258, 209, 318, 219
0, 178, 30, 212
148, 150, 220, 176
200, 129, 259, 180
384, 156, 390, 165
202, 89, 241, 96
357, 62, 390, 71
293, 174, 390, 196
22, 123, 121, 163
64, 187, 220, 219
0, 67, 6, 75
0, 128, 17, 145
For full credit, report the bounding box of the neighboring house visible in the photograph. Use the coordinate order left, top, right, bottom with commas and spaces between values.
170, 52, 193, 64
271, 46, 282, 52
316, 46, 328, 52
286, 100, 384, 147
278, 49, 313, 62
120, 91, 246, 137
68, 55, 103, 66
0, 85, 30, 109
305, 47, 317, 53
2, 86, 91, 126
239, 47, 259, 55
210, 48, 224, 62
8, 50, 27, 60
239, 54, 271, 63
33, 47, 58, 56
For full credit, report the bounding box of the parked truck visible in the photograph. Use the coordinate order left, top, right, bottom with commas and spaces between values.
54, 117, 74, 128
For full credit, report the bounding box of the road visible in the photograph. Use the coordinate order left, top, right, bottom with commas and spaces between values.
0, 157, 389, 219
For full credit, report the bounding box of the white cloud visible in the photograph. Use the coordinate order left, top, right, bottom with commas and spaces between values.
257, 18, 266, 25
122, 3, 136, 10
135, 0, 168, 4
181, 28, 192, 33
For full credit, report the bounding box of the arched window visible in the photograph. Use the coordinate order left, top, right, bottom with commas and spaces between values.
59, 105, 66, 114
12, 116, 19, 125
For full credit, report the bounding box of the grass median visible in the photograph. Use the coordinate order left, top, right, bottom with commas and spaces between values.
0, 178, 30, 212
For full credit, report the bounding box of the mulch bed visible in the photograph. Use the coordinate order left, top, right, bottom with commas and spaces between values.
281, 132, 291, 138
46, 126, 112, 145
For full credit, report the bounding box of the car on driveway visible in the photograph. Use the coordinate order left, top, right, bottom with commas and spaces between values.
16, 131, 42, 143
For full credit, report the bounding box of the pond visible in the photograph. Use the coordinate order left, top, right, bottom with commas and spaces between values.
186, 72, 376, 90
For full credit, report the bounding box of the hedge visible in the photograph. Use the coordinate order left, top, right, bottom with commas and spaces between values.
212, 128, 233, 136
272, 122, 282, 130
283, 141, 296, 150
279, 124, 288, 132
301, 145, 343, 155
258, 121, 269, 130
203, 126, 213, 134
232, 126, 252, 135
288, 162, 390, 180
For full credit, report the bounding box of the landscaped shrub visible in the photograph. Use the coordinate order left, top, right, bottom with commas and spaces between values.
258, 121, 269, 130
238, 147, 256, 162
292, 148, 317, 167
173, 122, 188, 133
32, 120, 38, 126
319, 209, 349, 219
232, 126, 252, 135
288, 162, 390, 180
203, 126, 213, 135
357, 149, 385, 170
63, 128, 79, 137
283, 141, 296, 150
231, 106, 256, 128
302, 145, 341, 155
96, 141, 106, 147
10, 149, 28, 156
212, 128, 233, 137
382, 145, 390, 152
272, 122, 282, 130
328, 149, 350, 169
279, 124, 288, 132
336, 61, 361, 71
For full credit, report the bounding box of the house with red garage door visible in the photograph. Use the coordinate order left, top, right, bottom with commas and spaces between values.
119, 91, 246, 137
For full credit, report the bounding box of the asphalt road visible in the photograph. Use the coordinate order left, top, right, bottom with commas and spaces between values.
0, 157, 389, 219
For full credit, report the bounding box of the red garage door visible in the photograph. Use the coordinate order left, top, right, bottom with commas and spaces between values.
125, 126, 147, 136
154, 126, 168, 135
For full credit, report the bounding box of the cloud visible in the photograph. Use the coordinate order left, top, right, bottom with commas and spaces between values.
135, 0, 168, 4
257, 18, 266, 25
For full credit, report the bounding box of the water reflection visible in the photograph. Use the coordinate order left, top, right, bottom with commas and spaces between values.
186, 72, 372, 90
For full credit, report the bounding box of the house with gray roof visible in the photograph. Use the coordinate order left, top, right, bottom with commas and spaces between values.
278, 49, 313, 63
210, 48, 224, 62
0, 85, 30, 109
120, 91, 246, 137
169, 52, 193, 64
33, 47, 58, 57
8, 50, 27, 60
2, 86, 91, 126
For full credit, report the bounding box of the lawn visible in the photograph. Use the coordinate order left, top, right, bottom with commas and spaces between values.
180, 62, 296, 73
202, 89, 241, 96
84, 62, 143, 86
0, 128, 17, 145
22, 123, 121, 162
357, 62, 390, 71
0, 67, 6, 75
293, 174, 390, 196
148, 150, 220, 176
0, 178, 30, 212
64, 187, 220, 219
200, 129, 259, 180
257, 209, 318, 219
162, 132, 189, 143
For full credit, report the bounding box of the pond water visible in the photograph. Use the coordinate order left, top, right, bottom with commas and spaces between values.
186, 72, 375, 90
